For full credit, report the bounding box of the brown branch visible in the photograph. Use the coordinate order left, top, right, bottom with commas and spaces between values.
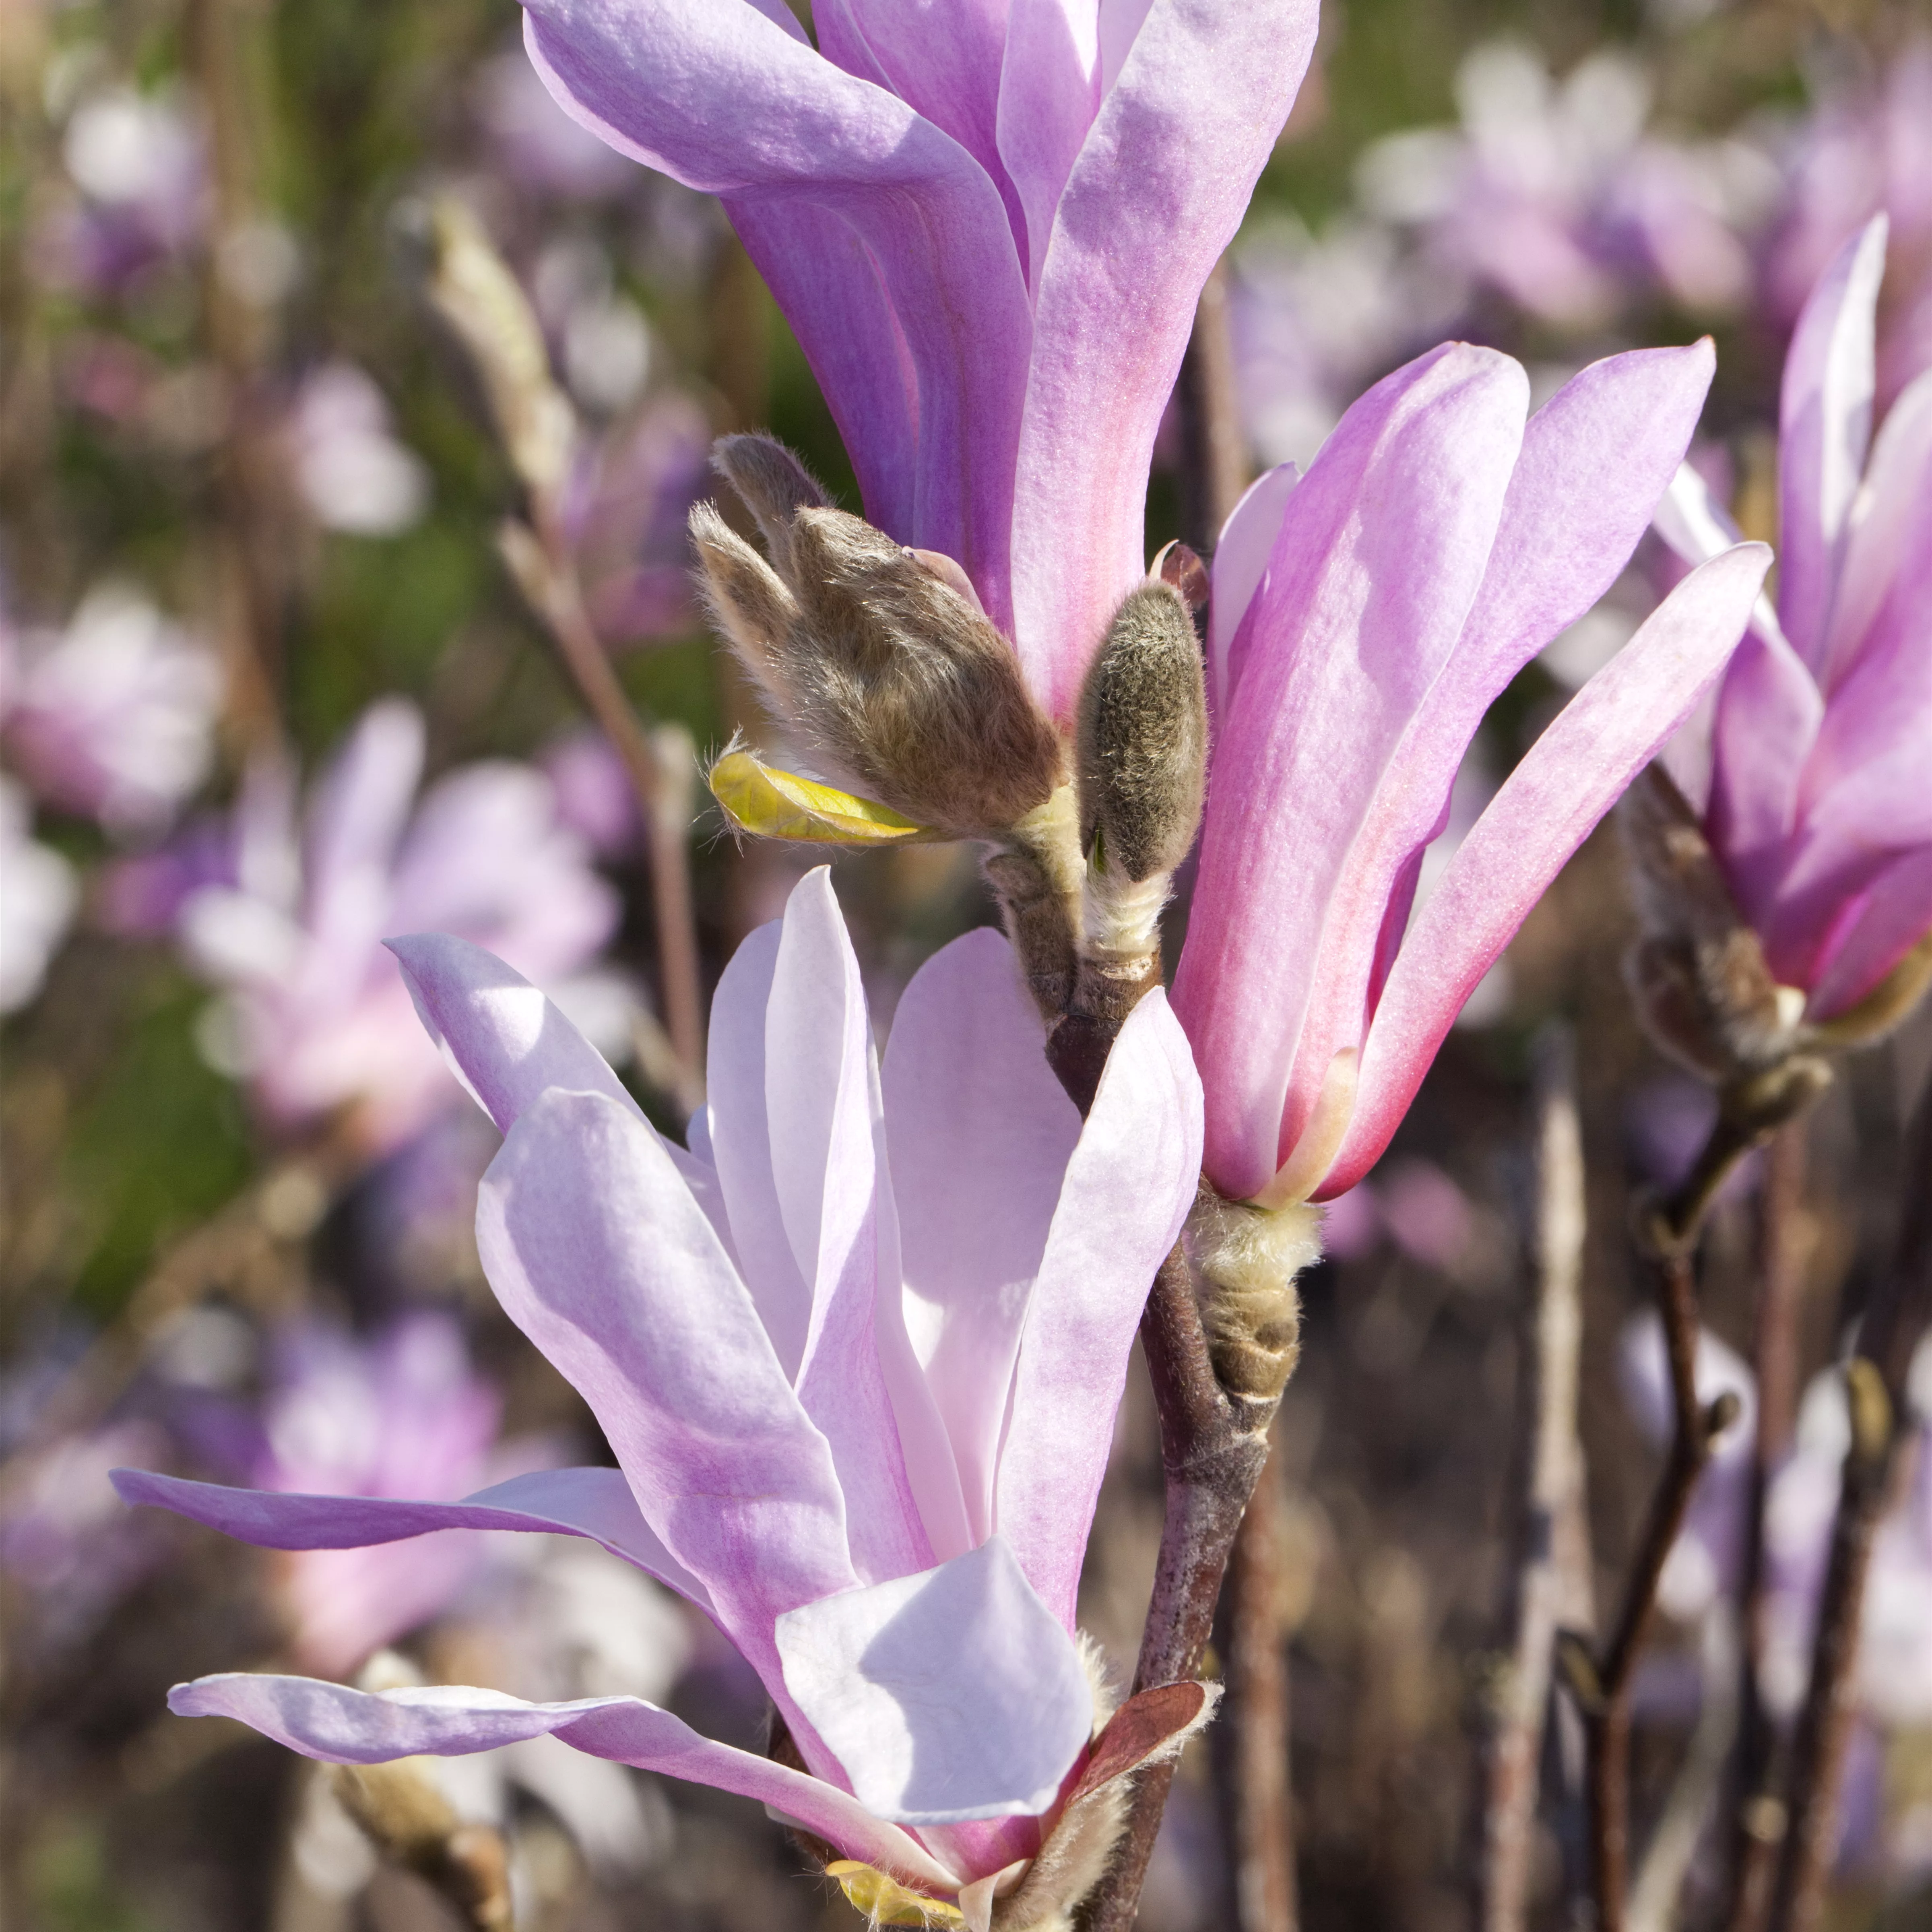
1765, 1072, 1932, 1932
1480, 1026, 1587, 1932
1174, 258, 1249, 553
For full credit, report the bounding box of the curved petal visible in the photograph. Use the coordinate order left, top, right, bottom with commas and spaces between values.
1777, 214, 1887, 666
169, 1672, 961, 1891
111, 1466, 713, 1614
994, 990, 1202, 1629
1006, 0, 1319, 717
1207, 462, 1299, 724
520, 0, 1032, 621
1173, 343, 1527, 1203
996, 0, 1099, 291
775, 1536, 1091, 1826
1328, 543, 1771, 1196
1806, 847, 1932, 1020
883, 926, 1078, 1551
477, 1086, 855, 1749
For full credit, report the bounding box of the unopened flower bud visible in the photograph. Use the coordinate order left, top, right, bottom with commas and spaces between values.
1185, 1186, 1324, 1404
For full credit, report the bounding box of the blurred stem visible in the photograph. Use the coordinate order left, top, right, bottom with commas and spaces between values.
1174, 258, 1247, 553
1725, 1117, 1812, 1932
1765, 1073, 1932, 1932
1480, 1027, 1587, 1932
501, 518, 706, 1102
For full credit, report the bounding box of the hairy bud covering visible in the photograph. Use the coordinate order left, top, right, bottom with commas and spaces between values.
1186, 1187, 1323, 1403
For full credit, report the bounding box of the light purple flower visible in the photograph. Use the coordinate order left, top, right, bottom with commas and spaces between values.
1171, 339, 1771, 1205
1656, 216, 1932, 1022
474, 46, 636, 202
1, 586, 222, 836
516, 0, 1319, 723
285, 364, 431, 538
166, 698, 619, 1154
119, 867, 1203, 1901
0, 778, 76, 1014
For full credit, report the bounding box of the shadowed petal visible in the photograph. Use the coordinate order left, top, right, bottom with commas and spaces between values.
775, 1536, 1091, 1825
1207, 462, 1298, 724
1806, 848, 1932, 1020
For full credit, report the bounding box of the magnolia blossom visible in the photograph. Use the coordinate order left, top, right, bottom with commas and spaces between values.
1356, 41, 1773, 329
1656, 216, 1932, 1022
0, 585, 222, 835
155, 698, 619, 1152
120, 869, 1203, 1915
1172, 339, 1771, 1206
0, 778, 76, 1014
518, 0, 1318, 722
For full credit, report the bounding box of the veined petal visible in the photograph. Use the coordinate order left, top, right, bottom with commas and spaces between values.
1007, 0, 1319, 719
882, 926, 1079, 1550
1207, 463, 1299, 724
477, 1087, 855, 1748
1328, 543, 1770, 1196
520, 0, 1032, 622
112, 1466, 713, 1614
1173, 344, 1527, 1203
775, 1536, 1091, 1825
1777, 214, 1887, 667
169, 1672, 962, 1892
994, 991, 1201, 1629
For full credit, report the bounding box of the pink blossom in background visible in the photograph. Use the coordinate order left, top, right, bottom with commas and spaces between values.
119, 867, 1203, 1902
515, 0, 1319, 722
1657, 216, 1932, 1023
0, 778, 76, 1014
540, 727, 638, 861
1172, 339, 1769, 1207
157, 698, 621, 1154
1769, 41, 1932, 408
0, 586, 222, 836
1356, 41, 1775, 330
474, 47, 636, 202
285, 364, 431, 538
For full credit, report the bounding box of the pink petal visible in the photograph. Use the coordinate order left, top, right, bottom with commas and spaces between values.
1806, 847, 1932, 1020
168, 1672, 962, 1891
995, 0, 1100, 290
766, 870, 932, 1587
111, 1466, 713, 1613
1006, 0, 1319, 718
519, 1, 1032, 625
1208, 462, 1299, 723
774, 1536, 1091, 1825
1173, 343, 1529, 1203
477, 1086, 855, 1751
303, 700, 423, 944
994, 989, 1202, 1629
882, 926, 1078, 1551
1327, 543, 1771, 1196
1777, 214, 1888, 666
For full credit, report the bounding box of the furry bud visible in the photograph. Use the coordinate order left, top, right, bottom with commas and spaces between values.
1186, 1186, 1324, 1404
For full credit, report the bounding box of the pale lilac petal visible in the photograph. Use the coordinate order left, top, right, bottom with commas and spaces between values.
1329, 542, 1771, 1196
766, 870, 931, 1586
520, 1, 1032, 623
1007, 0, 1320, 718
995, 0, 1099, 289
1805, 848, 1932, 1021
476, 1087, 855, 1746
775, 1536, 1091, 1825
303, 700, 422, 943
169, 1673, 962, 1890
1777, 214, 1887, 665
1208, 462, 1298, 722
1173, 344, 1528, 1203
111, 1466, 712, 1613
994, 990, 1202, 1629
882, 925, 1077, 1551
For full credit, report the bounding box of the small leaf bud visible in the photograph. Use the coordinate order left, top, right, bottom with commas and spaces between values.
1186, 1186, 1323, 1404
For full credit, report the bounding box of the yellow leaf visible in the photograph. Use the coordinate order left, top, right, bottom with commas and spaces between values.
708, 749, 930, 846
824, 1862, 966, 1928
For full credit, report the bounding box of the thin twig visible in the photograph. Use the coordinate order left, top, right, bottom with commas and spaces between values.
1173, 258, 1249, 555
1481, 1027, 1587, 1932
1765, 1070, 1932, 1932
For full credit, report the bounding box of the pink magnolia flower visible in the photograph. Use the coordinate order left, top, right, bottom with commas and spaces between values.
1655, 216, 1932, 1022
0, 585, 222, 836
517, 0, 1318, 722
119, 868, 1203, 1907
1171, 339, 1771, 1206
162, 698, 620, 1154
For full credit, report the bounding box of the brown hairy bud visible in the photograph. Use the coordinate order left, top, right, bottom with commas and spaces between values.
692, 433, 1065, 843
1185, 1186, 1324, 1404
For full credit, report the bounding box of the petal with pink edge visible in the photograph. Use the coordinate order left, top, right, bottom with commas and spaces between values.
1328, 543, 1771, 1196
994, 990, 1202, 1630
111, 1466, 713, 1614
1806, 847, 1932, 1021
1006, 0, 1319, 718
775, 1536, 1091, 1825
168, 1672, 961, 1891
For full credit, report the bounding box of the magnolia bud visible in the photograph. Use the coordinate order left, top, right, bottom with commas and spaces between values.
1186, 1187, 1324, 1404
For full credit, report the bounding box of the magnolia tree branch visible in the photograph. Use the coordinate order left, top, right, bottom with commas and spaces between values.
1765, 1075, 1932, 1932
1480, 1026, 1587, 1932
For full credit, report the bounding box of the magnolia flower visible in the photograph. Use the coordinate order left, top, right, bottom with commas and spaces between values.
0, 585, 222, 836
518, 0, 1318, 722
119, 869, 1208, 1924
1171, 338, 1771, 1207
285, 364, 431, 538
0, 778, 76, 1014
158, 698, 620, 1153
1652, 216, 1932, 1037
